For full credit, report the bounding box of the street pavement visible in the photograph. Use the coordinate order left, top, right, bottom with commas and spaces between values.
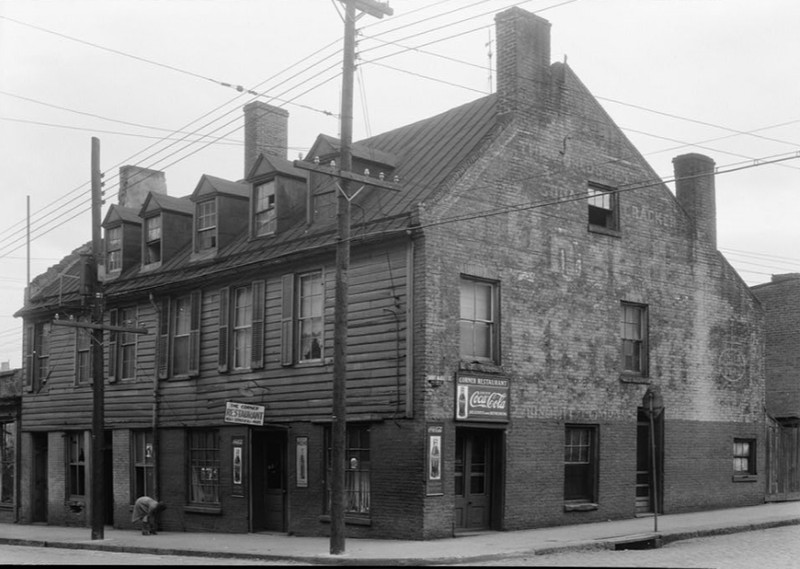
0, 501, 798, 565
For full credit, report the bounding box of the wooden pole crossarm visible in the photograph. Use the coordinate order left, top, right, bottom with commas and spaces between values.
337, 0, 393, 18
51, 319, 149, 335
292, 160, 402, 192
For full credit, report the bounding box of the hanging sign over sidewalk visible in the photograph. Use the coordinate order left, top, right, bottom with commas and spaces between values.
224, 401, 265, 426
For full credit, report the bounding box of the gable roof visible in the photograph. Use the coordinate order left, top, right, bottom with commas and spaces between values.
140, 193, 194, 217
192, 174, 250, 201
102, 204, 141, 226
247, 153, 307, 181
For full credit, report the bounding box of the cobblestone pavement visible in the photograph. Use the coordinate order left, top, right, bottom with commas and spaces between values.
456, 525, 800, 568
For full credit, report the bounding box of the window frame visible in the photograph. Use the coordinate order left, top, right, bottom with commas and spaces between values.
25, 321, 50, 392
324, 424, 371, 517
254, 180, 277, 237
733, 437, 757, 479
188, 430, 220, 506
66, 431, 86, 500
218, 282, 264, 373
621, 302, 649, 377
232, 285, 253, 370
459, 276, 499, 364
108, 307, 138, 382
106, 225, 122, 272
196, 198, 217, 252
0, 421, 15, 506
144, 214, 162, 265
564, 424, 599, 506
132, 430, 155, 500
74, 325, 91, 385
587, 183, 619, 233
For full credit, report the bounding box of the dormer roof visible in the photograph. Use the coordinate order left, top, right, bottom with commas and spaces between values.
102, 204, 141, 227
139, 193, 194, 217
191, 174, 249, 201
247, 153, 307, 182
307, 134, 398, 169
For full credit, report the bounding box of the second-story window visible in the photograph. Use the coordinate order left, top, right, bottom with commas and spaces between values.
621, 302, 648, 376
25, 322, 50, 392
75, 327, 91, 385
196, 199, 217, 251
145, 215, 162, 264
106, 226, 122, 272
156, 292, 201, 379
280, 271, 324, 365
218, 282, 264, 372
109, 307, 138, 381
254, 181, 277, 236
459, 276, 498, 364
172, 295, 192, 376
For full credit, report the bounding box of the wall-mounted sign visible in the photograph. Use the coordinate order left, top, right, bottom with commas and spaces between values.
426, 424, 443, 496
296, 436, 308, 488
232, 437, 244, 496
224, 401, 265, 426
455, 373, 509, 422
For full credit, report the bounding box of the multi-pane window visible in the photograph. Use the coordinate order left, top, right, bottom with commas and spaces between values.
325, 425, 370, 516
254, 181, 277, 236
459, 277, 498, 363
75, 327, 91, 384
106, 226, 122, 272
298, 272, 323, 362
587, 184, 618, 231
189, 430, 219, 505
25, 322, 49, 391
621, 302, 648, 376
218, 283, 263, 372
67, 432, 86, 498
0, 421, 15, 505
564, 425, 598, 503
196, 199, 217, 251
733, 438, 756, 475
233, 286, 253, 370
133, 430, 155, 499
145, 215, 162, 264
172, 296, 191, 376
109, 307, 138, 381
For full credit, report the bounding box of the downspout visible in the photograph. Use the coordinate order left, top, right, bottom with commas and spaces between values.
148, 294, 160, 501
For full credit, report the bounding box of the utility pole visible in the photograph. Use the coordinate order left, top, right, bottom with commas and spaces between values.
90, 136, 105, 540
331, 0, 392, 555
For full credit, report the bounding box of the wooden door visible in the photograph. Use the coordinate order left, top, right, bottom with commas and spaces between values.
454, 430, 491, 530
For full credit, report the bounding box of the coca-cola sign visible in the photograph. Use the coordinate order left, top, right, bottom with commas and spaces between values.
455, 373, 509, 422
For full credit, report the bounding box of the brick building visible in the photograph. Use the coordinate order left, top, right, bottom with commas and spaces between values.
752, 274, 800, 501
15, 7, 765, 539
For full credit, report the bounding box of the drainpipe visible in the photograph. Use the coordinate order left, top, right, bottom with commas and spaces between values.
148, 294, 160, 501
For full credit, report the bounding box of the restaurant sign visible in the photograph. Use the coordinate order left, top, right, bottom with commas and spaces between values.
224, 401, 265, 426
455, 373, 509, 422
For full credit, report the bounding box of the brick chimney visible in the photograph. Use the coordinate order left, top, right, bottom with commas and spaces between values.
119, 165, 167, 211
244, 101, 289, 177
495, 7, 552, 117
674, 153, 717, 249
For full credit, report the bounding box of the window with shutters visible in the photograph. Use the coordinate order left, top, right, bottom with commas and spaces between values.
25, 322, 49, 392
155, 292, 201, 379
218, 282, 264, 373
280, 271, 324, 366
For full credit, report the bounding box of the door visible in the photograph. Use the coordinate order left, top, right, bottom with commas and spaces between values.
103, 430, 114, 525
636, 409, 663, 515
251, 430, 286, 532
454, 430, 492, 530
32, 433, 47, 523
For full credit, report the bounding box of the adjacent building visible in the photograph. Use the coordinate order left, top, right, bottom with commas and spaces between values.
752, 273, 800, 501
15, 7, 766, 539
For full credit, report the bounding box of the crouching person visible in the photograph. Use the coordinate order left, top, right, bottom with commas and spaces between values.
132, 496, 167, 536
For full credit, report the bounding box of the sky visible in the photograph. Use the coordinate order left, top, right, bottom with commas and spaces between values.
1, 0, 799, 368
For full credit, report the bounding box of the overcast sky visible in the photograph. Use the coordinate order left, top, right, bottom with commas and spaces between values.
1, 0, 798, 367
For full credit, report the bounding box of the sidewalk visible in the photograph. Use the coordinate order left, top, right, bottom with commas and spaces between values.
1, 502, 798, 565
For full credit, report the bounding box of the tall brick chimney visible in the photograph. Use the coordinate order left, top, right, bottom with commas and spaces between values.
674, 153, 717, 249
495, 7, 551, 117
119, 165, 167, 211
244, 101, 289, 177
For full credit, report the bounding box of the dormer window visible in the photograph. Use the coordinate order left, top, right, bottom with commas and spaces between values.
196, 199, 217, 251
106, 226, 122, 272
254, 181, 276, 236
145, 215, 162, 264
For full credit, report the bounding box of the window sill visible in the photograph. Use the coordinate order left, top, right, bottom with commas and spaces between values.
732, 474, 758, 483
619, 373, 650, 385
184, 504, 222, 515
318, 514, 371, 527
564, 502, 598, 512
588, 224, 621, 238
459, 360, 505, 375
